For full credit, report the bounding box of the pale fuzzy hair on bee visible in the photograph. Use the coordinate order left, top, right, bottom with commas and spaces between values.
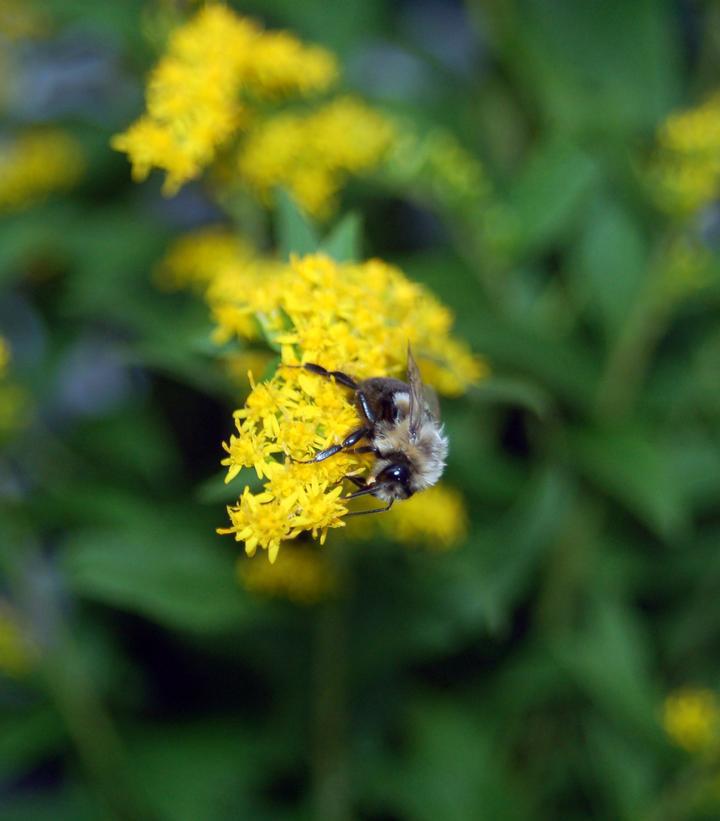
369, 412, 449, 500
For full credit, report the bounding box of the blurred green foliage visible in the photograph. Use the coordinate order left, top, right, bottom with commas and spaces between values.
2, 0, 720, 819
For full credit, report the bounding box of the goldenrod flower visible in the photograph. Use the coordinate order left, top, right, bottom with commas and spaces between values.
216, 252, 483, 562
663, 688, 720, 753
112, 3, 337, 194
0, 129, 84, 212
238, 545, 335, 604
380, 484, 468, 549
237, 97, 395, 217
154, 225, 254, 291
653, 93, 720, 215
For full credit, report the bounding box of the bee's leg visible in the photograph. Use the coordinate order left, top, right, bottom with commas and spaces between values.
356, 391, 376, 424
301, 363, 358, 390
346, 446, 375, 455
345, 499, 394, 517
293, 427, 370, 464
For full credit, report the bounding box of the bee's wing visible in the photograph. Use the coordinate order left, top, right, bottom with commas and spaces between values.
423, 384, 441, 421
406, 344, 426, 440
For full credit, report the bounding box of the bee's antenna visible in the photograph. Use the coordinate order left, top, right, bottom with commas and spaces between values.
344, 485, 379, 500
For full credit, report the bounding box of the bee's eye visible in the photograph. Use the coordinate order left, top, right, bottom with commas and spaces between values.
384, 464, 409, 484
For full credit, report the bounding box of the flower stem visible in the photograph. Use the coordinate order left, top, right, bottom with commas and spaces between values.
312, 586, 352, 821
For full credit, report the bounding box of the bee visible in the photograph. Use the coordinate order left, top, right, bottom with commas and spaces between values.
292, 346, 448, 515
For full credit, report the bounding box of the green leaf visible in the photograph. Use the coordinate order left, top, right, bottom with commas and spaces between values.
375, 698, 530, 821
127, 721, 265, 821
571, 197, 647, 341
275, 188, 319, 258
320, 212, 362, 261
470, 375, 553, 418
497, 139, 599, 259
0, 705, 66, 783
496, 0, 679, 135
568, 424, 688, 540
62, 504, 251, 633
549, 598, 662, 739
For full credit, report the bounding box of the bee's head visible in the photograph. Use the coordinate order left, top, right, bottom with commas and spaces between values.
371, 457, 414, 501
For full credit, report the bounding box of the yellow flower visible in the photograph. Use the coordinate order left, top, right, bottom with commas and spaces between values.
237, 97, 395, 217
663, 688, 720, 753
381, 484, 468, 549
653, 93, 720, 215
217, 252, 484, 562
220, 488, 295, 562
0, 129, 84, 212
112, 3, 337, 194
238, 545, 335, 604
0, 603, 35, 678
155, 225, 254, 291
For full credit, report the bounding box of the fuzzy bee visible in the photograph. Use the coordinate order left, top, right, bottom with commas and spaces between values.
293, 346, 448, 515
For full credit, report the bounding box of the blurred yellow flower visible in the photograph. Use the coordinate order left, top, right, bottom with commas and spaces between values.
216, 252, 483, 562
380, 484, 468, 549
663, 688, 720, 753
654, 93, 720, 215
112, 3, 337, 194
237, 97, 395, 217
222, 349, 276, 389
238, 545, 335, 604
0, 129, 84, 212
0, 603, 35, 678
155, 224, 254, 291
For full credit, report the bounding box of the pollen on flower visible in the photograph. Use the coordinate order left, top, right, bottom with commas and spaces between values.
111, 3, 338, 194
663, 688, 720, 753
211, 251, 484, 562
0, 129, 84, 212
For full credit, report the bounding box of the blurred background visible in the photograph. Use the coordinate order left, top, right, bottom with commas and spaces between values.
2, 0, 720, 819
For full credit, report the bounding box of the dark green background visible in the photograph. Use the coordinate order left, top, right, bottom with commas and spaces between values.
2, 1, 720, 818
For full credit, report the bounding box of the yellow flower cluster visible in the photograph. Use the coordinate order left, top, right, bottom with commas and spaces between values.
0, 129, 84, 212
237, 97, 395, 218
112, 3, 337, 195
346, 483, 468, 549
238, 546, 335, 604
663, 688, 720, 753
379, 484, 467, 549
381, 121, 490, 210
215, 252, 483, 562
655, 94, 720, 215
0, 603, 35, 678
154, 225, 254, 291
